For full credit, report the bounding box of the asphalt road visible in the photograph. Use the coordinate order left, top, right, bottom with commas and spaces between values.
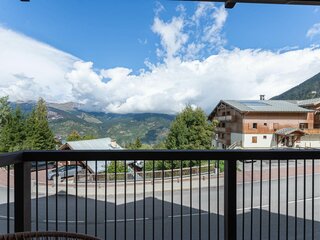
0, 174, 320, 240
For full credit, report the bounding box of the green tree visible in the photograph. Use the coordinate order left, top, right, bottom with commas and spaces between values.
166, 105, 215, 150
67, 130, 96, 141
127, 137, 142, 149
0, 96, 11, 128
0, 107, 26, 152
67, 130, 82, 141
107, 161, 127, 173
164, 105, 216, 169
25, 98, 55, 150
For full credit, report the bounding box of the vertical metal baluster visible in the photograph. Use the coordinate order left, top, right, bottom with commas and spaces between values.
85, 160, 88, 234
208, 160, 210, 240
46, 161, 49, 231
115, 160, 117, 240
260, 160, 263, 240
35, 162, 38, 232
124, 160, 127, 240
295, 159, 297, 240
312, 158, 315, 240
66, 161, 68, 232
251, 160, 253, 240
162, 159, 165, 240
75, 161, 78, 233
56, 162, 58, 232
95, 160, 98, 237
286, 159, 289, 240
217, 160, 220, 240
181, 160, 183, 240
7, 165, 10, 234
278, 160, 280, 240
268, 160, 271, 240
171, 160, 174, 240
242, 161, 245, 240
143, 159, 146, 240
104, 160, 109, 240
134, 160, 136, 240
303, 159, 306, 240
190, 160, 193, 240
153, 160, 155, 240
199, 160, 201, 240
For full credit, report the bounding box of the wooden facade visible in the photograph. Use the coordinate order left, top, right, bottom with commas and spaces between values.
210, 100, 320, 149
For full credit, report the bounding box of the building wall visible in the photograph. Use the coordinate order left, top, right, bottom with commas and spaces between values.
230, 133, 243, 147
243, 112, 313, 134
242, 134, 275, 148
299, 134, 320, 148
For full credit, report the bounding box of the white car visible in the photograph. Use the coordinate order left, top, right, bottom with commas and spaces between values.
47, 165, 82, 180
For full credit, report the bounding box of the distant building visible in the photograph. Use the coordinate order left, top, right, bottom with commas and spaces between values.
59, 138, 122, 173
208, 98, 320, 149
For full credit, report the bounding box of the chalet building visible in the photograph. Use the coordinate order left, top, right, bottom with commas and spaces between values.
59, 138, 122, 173
208, 98, 320, 149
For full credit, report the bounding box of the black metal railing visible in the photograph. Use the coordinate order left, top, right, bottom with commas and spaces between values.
0, 150, 320, 240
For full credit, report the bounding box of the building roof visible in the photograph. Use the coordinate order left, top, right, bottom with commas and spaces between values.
275, 128, 306, 136
296, 98, 320, 107
218, 100, 312, 113
60, 138, 122, 173
62, 138, 122, 150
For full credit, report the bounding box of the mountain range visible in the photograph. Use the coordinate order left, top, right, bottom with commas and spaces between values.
12, 101, 175, 146
272, 72, 320, 100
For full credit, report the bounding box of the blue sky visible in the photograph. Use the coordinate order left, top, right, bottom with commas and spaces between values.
1, 0, 320, 113
1, 0, 319, 70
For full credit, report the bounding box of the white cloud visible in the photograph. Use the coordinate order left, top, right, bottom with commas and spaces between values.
0, 26, 77, 102
66, 47, 320, 114
307, 23, 320, 39
152, 16, 188, 59
2, 4, 320, 115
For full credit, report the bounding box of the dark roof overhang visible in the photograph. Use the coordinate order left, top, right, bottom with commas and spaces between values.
179, 1, 320, 9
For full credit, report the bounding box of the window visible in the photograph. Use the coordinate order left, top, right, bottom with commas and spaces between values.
299, 123, 308, 129
221, 122, 225, 128
252, 136, 257, 143
263, 135, 267, 139
226, 111, 230, 115
253, 123, 257, 129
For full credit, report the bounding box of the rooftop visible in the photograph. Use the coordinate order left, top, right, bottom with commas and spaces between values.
61, 138, 122, 150
220, 100, 312, 113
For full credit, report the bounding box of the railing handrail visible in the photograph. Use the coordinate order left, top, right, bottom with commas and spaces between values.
9, 149, 320, 161
0, 152, 23, 167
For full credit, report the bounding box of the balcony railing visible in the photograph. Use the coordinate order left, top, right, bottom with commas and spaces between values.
214, 116, 233, 122
0, 150, 319, 240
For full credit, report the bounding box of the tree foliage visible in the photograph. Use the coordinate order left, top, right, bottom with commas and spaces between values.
165, 105, 215, 150
0, 96, 10, 128
0, 97, 56, 152
24, 98, 55, 150
67, 130, 96, 142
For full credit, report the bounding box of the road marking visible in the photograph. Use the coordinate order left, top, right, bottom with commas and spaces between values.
0, 215, 14, 220
45, 220, 85, 223
237, 196, 320, 212
168, 196, 320, 218
106, 218, 149, 223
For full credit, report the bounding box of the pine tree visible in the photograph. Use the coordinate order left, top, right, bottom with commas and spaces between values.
0, 96, 11, 128
25, 98, 55, 150
0, 107, 26, 152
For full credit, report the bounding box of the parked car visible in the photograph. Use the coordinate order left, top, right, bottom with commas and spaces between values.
47, 165, 83, 180
31, 161, 55, 171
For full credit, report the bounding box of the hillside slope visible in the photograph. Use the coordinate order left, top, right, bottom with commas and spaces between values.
13, 102, 174, 146
272, 72, 320, 100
